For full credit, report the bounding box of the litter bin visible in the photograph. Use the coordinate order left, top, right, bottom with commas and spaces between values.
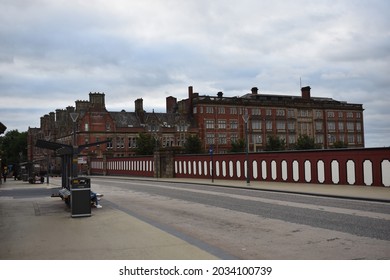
70, 177, 91, 218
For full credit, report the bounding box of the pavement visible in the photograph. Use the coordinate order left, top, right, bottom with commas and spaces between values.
0, 176, 389, 260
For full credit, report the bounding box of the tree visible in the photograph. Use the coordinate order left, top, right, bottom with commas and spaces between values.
295, 134, 316, 150
183, 134, 202, 154
135, 133, 156, 155
0, 130, 27, 166
265, 135, 286, 151
230, 139, 245, 153
333, 140, 348, 149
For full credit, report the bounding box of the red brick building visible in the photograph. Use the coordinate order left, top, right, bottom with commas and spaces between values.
185, 86, 364, 153
28, 85, 364, 169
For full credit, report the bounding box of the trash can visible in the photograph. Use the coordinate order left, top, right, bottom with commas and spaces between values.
70, 177, 91, 218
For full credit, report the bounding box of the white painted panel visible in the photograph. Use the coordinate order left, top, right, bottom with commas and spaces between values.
271, 160, 277, 180
229, 161, 234, 177
253, 161, 258, 179
363, 160, 373, 186
317, 160, 325, 183
222, 161, 227, 177
198, 161, 202, 175
347, 160, 356, 185
236, 160, 241, 178
293, 160, 299, 182
281, 160, 288, 181
216, 160, 220, 177
331, 160, 339, 184
188, 161, 192, 175
382, 160, 390, 187
262, 160, 267, 180
305, 160, 311, 182
203, 161, 208, 176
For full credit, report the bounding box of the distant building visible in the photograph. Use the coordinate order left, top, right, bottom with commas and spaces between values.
186, 86, 364, 153
28, 85, 364, 168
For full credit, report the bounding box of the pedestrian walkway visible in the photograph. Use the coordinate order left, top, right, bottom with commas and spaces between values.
0, 176, 389, 260
0, 178, 219, 260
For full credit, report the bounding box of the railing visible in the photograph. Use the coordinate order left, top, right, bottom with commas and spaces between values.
90, 156, 154, 177
174, 148, 390, 187
90, 148, 390, 187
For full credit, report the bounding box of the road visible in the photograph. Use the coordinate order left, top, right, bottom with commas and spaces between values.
90, 177, 390, 260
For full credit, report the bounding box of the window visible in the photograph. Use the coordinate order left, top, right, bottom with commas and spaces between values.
116, 137, 124, 149
327, 121, 336, 132
300, 110, 309, 117
253, 134, 262, 144
206, 133, 215, 144
315, 135, 324, 144
348, 134, 355, 143
338, 122, 344, 131
205, 120, 214, 129
266, 109, 272, 116
356, 122, 362, 132
230, 120, 238, 129
193, 107, 197, 114
316, 111, 323, 118
252, 120, 261, 130
338, 112, 344, 118
356, 112, 361, 119
206, 107, 214, 114
289, 135, 296, 144
106, 138, 113, 149
347, 122, 354, 131
315, 121, 323, 131
217, 107, 225, 114
327, 111, 335, 118
276, 109, 285, 116
266, 121, 273, 130
288, 121, 295, 131
277, 121, 286, 131
218, 133, 227, 144
288, 109, 295, 118
230, 107, 237, 115
347, 112, 353, 118
128, 137, 137, 148
217, 120, 226, 129
357, 134, 363, 144
85, 123, 89, 131
230, 133, 238, 143
252, 108, 261, 115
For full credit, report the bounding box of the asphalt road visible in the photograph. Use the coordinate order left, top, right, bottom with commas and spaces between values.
89, 177, 390, 259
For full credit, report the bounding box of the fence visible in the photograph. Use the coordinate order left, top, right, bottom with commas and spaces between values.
90, 156, 154, 177
90, 148, 390, 187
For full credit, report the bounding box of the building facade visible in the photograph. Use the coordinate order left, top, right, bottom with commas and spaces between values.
187, 86, 364, 153
28, 85, 364, 170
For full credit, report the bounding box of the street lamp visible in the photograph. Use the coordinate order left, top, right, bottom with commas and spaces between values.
70, 112, 79, 178
242, 113, 250, 185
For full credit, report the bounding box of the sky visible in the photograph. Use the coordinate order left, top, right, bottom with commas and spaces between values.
0, 0, 389, 147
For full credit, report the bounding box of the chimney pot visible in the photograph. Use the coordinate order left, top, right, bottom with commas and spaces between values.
301, 86, 311, 100
251, 87, 259, 94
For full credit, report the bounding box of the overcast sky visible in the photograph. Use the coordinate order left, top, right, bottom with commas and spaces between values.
0, 0, 389, 147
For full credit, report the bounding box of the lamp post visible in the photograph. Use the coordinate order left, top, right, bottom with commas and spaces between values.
242, 113, 250, 185
70, 112, 79, 179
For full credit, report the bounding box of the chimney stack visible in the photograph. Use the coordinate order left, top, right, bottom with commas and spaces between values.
301, 86, 311, 100
166, 96, 177, 113
251, 87, 259, 95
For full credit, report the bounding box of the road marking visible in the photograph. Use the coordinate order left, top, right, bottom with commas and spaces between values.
94, 179, 390, 221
